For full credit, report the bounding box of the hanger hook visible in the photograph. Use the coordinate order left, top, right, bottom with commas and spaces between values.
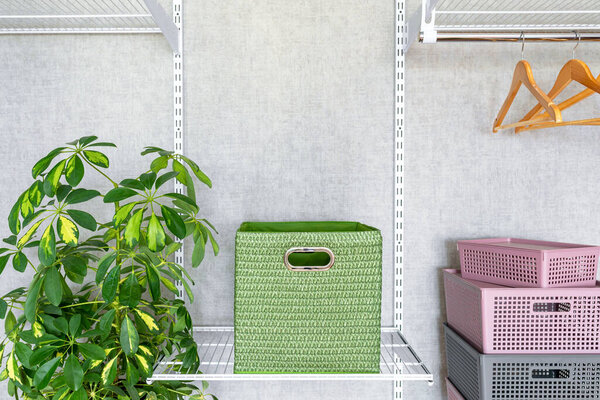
520, 32, 525, 60
572, 31, 581, 59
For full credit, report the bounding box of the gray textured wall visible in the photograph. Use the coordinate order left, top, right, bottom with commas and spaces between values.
1, 2, 600, 400
403, 40, 600, 399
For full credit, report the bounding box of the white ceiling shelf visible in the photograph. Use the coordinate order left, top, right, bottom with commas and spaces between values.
0, 0, 179, 52
147, 327, 434, 383
407, 0, 600, 50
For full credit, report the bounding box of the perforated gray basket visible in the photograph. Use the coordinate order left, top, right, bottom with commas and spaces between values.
444, 324, 600, 400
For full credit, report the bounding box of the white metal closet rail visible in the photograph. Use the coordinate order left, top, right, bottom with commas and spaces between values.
148, 327, 433, 383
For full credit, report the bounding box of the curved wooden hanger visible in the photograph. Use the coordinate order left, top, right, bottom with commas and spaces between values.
493, 60, 561, 133
516, 59, 600, 132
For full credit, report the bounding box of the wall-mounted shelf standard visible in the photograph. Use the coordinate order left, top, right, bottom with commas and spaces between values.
148, 327, 434, 384
0, 0, 179, 52
407, 0, 600, 50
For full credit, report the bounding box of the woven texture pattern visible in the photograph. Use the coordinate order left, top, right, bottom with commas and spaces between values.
234, 229, 382, 373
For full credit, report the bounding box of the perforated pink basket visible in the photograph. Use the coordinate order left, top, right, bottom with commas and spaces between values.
458, 238, 600, 288
446, 378, 465, 400
443, 269, 600, 354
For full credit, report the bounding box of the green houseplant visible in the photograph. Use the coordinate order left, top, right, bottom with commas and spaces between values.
0, 136, 218, 400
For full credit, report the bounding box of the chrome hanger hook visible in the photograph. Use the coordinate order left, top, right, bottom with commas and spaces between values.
572, 31, 581, 59
520, 32, 525, 60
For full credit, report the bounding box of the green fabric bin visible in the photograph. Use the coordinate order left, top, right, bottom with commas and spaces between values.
234, 221, 382, 374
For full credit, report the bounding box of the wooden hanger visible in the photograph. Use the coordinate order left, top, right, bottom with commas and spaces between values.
493, 59, 562, 132
515, 59, 600, 132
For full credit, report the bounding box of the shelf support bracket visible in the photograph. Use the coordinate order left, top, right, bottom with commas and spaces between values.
144, 0, 181, 53
421, 0, 438, 44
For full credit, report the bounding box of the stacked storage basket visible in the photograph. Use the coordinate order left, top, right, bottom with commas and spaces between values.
443, 238, 600, 400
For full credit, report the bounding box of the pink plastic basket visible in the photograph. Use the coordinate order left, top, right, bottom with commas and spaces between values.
443, 269, 600, 354
458, 238, 600, 288
446, 378, 465, 400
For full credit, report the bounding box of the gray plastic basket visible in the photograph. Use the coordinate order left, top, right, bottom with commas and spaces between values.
444, 324, 600, 400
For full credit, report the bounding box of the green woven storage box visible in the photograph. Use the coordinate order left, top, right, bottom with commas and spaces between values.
234, 221, 382, 374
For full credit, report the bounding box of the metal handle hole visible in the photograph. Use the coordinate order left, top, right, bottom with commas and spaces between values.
284, 247, 335, 271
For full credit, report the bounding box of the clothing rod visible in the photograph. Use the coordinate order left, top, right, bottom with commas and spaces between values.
428, 32, 600, 42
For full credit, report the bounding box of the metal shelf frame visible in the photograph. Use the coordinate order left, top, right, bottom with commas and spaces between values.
0, 0, 180, 52
148, 327, 434, 383
407, 0, 600, 50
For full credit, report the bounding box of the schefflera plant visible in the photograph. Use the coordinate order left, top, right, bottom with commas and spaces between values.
0, 136, 219, 400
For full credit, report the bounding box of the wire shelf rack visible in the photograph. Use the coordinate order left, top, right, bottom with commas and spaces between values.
434, 0, 600, 32
148, 327, 434, 383
407, 0, 600, 49
0, 0, 179, 51
0, 0, 154, 33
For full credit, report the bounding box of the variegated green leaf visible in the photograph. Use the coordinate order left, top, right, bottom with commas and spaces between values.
113, 202, 137, 227
20, 195, 34, 219
57, 216, 78, 247
17, 219, 43, 248
8, 195, 22, 235
65, 155, 84, 187
134, 353, 152, 377
7, 352, 21, 384
134, 309, 159, 332
102, 356, 118, 385
124, 208, 144, 247
28, 181, 44, 207
147, 213, 166, 252
38, 224, 56, 266
12, 251, 27, 272
120, 316, 139, 355
43, 159, 66, 197
79, 343, 105, 360
83, 150, 109, 168
32, 147, 65, 178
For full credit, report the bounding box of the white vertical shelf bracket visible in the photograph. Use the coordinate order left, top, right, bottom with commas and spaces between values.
173, 0, 185, 300
421, 0, 438, 44
394, 0, 405, 399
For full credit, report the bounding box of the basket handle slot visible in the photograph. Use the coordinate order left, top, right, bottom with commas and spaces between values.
284, 247, 335, 271
532, 302, 571, 313
531, 368, 571, 380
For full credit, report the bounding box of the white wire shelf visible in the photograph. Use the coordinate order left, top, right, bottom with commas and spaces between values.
148, 327, 434, 383
407, 0, 600, 49
0, 0, 179, 52
434, 0, 600, 32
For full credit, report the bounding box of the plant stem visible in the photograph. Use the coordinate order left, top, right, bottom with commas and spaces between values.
61, 301, 105, 308
81, 158, 119, 188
